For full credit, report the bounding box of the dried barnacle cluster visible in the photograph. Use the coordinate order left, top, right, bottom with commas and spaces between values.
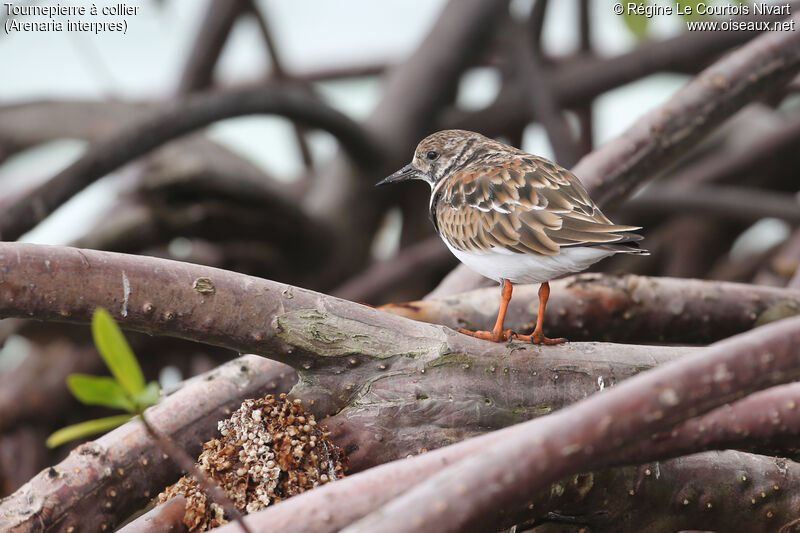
156, 393, 346, 531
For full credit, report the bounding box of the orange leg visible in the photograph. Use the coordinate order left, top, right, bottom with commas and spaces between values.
514, 282, 565, 345
459, 279, 514, 343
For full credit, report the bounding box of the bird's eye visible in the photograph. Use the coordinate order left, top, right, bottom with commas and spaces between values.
426, 151, 439, 160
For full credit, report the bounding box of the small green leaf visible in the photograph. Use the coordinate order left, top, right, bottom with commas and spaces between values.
46, 414, 135, 448
92, 308, 145, 396
133, 381, 161, 412
622, 1, 650, 40
67, 374, 137, 412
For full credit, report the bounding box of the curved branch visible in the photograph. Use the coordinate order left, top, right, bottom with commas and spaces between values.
0, 88, 384, 241
0, 99, 149, 147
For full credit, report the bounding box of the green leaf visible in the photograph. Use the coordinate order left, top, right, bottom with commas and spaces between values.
67, 374, 137, 412
622, 1, 649, 40
46, 414, 135, 448
91, 308, 145, 396
133, 381, 161, 412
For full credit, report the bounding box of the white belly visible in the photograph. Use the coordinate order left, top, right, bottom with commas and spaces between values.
442, 240, 613, 284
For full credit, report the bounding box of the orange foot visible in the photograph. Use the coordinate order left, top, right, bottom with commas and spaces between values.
513, 332, 566, 345
459, 328, 514, 343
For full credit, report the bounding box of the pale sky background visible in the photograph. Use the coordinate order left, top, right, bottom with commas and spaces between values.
0, 0, 699, 244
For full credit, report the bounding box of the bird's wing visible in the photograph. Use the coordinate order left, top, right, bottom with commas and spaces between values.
435, 156, 641, 256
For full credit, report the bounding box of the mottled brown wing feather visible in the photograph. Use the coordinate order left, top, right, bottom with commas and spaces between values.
436, 155, 641, 256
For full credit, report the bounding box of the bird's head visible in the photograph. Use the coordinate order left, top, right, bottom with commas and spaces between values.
376, 130, 488, 188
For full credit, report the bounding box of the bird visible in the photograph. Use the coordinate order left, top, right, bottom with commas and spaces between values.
376, 129, 647, 345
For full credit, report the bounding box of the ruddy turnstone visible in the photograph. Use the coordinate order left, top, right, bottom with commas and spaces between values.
377, 129, 647, 345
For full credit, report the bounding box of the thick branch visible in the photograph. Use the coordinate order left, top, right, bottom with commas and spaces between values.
528, 451, 800, 532
383, 274, 800, 344
319, 338, 690, 471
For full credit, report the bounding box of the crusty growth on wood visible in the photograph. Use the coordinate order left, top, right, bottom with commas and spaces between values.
157, 394, 345, 531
